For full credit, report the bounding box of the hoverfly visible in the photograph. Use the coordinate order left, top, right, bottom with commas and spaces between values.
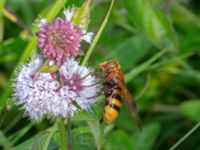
98, 61, 142, 131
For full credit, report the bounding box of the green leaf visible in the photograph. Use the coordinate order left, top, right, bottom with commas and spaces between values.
87, 120, 100, 144
72, 0, 91, 30
42, 124, 58, 150
37, 60, 60, 73
45, 0, 67, 21
0, 38, 27, 64
124, 0, 178, 50
72, 101, 103, 122
13, 127, 57, 150
103, 130, 135, 150
13, 137, 34, 150
172, 2, 200, 29
4, 113, 22, 133
0, 131, 12, 149
87, 120, 103, 150
71, 127, 96, 150
132, 123, 160, 150
8, 123, 33, 145
181, 100, 200, 122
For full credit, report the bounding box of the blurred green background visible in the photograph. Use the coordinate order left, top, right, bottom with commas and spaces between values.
0, 0, 200, 150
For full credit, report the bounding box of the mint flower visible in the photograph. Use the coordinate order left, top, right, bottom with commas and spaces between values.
37, 9, 93, 64
46, 58, 99, 117
13, 57, 48, 120
13, 57, 99, 120
59, 58, 98, 112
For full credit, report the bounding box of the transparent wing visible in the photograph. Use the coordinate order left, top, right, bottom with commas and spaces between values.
118, 80, 143, 131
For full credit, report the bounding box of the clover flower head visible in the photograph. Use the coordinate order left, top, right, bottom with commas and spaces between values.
37, 9, 93, 64
13, 57, 99, 120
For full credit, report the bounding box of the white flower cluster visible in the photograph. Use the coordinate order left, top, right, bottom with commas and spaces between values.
14, 58, 99, 120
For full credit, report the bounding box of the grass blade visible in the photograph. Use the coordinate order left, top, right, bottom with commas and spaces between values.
125, 49, 167, 82
82, 0, 115, 65
8, 123, 33, 145
42, 123, 58, 150
169, 122, 200, 150
0, 131, 12, 149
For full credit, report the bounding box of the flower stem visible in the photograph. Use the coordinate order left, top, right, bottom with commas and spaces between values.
97, 124, 104, 150
58, 118, 67, 150
169, 121, 200, 150
42, 122, 57, 150
67, 114, 71, 150
81, 0, 115, 66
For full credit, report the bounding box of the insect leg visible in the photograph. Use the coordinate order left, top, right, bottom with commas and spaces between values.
86, 90, 104, 99
74, 71, 103, 83
82, 81, 102, 88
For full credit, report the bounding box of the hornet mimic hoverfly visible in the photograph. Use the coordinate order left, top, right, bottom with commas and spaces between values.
98, 61, 142, 131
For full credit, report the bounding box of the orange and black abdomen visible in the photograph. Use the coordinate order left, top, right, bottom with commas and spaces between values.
103, 86, 123, 123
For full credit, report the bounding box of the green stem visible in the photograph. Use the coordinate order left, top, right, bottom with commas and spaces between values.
151, 104, 181, 113
149, 51, 193, 70
58, 118, 67, 150
97, 124, 104, 150
169, 122, 200, 150
67, 114, 71, 150
125, 49, 168, 83
135, 73, 151, 101
42, 122, 58, 150
81, 0, 115, 66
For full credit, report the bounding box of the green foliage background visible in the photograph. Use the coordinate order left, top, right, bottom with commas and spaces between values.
0, 0, 200, 150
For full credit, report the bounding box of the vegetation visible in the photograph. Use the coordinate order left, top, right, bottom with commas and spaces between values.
0, 0, 200, 150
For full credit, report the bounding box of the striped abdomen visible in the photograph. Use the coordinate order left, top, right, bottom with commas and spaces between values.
103, 88, 123, 123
